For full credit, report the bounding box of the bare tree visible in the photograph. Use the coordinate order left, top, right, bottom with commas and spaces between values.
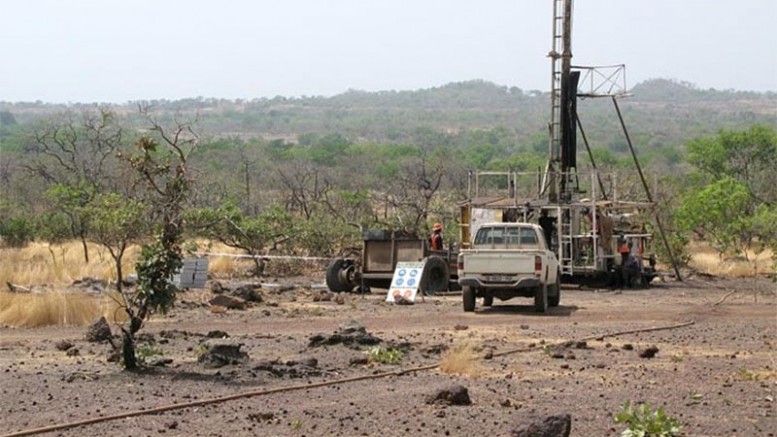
23, 108, 125, 261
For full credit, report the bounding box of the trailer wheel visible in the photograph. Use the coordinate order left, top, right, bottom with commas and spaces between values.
463, 286, 476, 312
326, 258, 356, 292
534, 284, 548, 313
420, 255, 449, 295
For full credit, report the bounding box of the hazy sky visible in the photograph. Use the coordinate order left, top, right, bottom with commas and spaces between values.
1, 0, 775, 103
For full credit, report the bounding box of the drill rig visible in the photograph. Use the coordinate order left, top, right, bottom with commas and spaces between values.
459, 0, 681, 287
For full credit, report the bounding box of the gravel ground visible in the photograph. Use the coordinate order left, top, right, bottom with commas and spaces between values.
0, 276, 774, 437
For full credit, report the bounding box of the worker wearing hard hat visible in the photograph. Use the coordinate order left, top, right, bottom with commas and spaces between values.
430, 222, 444, 250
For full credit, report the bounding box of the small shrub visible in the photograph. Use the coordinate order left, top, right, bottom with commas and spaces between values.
438, 341, 483, 377
366, 346, 403, 364
614, 401, 681, 437
135, 344, 163, 365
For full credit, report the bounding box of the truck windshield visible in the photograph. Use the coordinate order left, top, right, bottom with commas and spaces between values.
474, 226, 539, 247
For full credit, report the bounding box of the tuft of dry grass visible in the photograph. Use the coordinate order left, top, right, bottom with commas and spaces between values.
688, 242, 774, 277
0, 290, 125, 327
439, 341, 484, 377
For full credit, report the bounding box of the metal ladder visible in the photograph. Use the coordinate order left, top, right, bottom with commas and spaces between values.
549, 0, 564, 166
558, 208, 574, 276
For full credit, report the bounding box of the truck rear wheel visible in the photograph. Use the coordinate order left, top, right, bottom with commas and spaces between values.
463, 286, 476, 312
548, 272, 561, 307
534, 284, 547, 313
482, 295, 494, 307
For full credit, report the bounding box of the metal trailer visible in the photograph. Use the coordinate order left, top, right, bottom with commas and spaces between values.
325, 229, 458, 293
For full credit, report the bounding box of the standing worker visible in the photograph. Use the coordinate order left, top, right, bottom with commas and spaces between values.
538, 209, 557, 248
430, 222, 444, 250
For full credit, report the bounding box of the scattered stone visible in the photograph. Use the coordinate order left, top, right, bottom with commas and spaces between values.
313, 291, 333, 302
248, 412, 275, 422
483, 348, 494, 360
206, 330, 230, 339
426, 385, 472, 406
393, 295, 414, 305
150, 357, 173, 367
210, 281, 226, 294
252, 358, 322, 377
210, 305, 228, 314
333, 294, 346, 305
72, 277, 108, 293
638, 345, 660, 359
308, 320, 382, 349
85, 316, 113, 343
159, 330, 197, 339
520, 324, 530, 330
55, 340, 74, 351
574, 341, 588, 349
454, 324, 468, 331
209, 294, 247, 310
622, 344, 634, 351
349, 356, 369, 366
510, 413, 572, 437
421, 344, 449, 356
66, 348, 79, 357
232, 286, 263, 303
106, 350, 121, 363
165, 421, 179, 430
197, 340, 249, 368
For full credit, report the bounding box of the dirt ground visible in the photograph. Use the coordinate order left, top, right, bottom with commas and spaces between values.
0, 275, 775, 437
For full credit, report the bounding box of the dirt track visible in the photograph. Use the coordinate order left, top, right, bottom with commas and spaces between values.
0, 276, 774, 437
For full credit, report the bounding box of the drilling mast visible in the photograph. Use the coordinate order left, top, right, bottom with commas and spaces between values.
460, 0, 681, 286
545, 0, 578, 203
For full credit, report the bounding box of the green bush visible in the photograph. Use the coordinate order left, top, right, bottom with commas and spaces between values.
366, 346, 403, 364
0, 215, 36, 247
614, 401, 681, 437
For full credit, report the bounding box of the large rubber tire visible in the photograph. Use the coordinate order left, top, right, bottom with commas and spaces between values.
482, 295, 494, 307
326, 258, 354, 293
463, 286, 476, 312
420, 255, 450, 296
548, 271, 561, 307
534, 284, 548, 313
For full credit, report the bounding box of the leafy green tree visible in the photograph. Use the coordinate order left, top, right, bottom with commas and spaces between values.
687, 124, 777, 205
193, 201, 292, 277
675, 177, 752, 256
676, 126, 777, 262
82, 193, 148, 292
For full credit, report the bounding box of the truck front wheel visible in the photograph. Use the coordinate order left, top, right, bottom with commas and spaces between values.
463, 286, 476, 312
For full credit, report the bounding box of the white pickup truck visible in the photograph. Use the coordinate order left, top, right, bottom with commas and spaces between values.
457, 222, 560, 313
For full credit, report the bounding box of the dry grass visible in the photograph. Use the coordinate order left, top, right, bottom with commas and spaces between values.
0, 241, 141, 287
687, 242, 775, 277
0, 290, 126, 327
438, 341, 484, 377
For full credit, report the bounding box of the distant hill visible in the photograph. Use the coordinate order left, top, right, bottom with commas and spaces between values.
2, 79, 775, 151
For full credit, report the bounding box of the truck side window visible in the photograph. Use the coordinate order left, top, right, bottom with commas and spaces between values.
520, 228, 538, 245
